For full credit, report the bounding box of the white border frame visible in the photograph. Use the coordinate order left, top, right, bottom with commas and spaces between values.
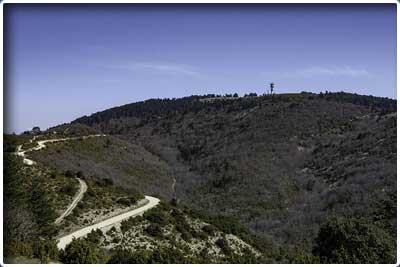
0, 1, 398, 266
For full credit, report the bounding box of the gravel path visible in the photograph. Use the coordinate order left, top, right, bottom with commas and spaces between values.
57, 195, 160, 250
14, 134, 161, 251
54, 178, 88, 224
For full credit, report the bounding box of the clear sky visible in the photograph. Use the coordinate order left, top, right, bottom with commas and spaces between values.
5, 4, 397, 134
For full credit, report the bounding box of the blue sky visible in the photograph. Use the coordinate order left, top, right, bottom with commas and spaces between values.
5, 4, 397, 133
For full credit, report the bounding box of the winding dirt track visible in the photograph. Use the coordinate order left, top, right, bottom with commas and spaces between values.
14, 134, 106, 166
14, 134, 161, 250
54, 178, 88, 224
57, 196, 160, 250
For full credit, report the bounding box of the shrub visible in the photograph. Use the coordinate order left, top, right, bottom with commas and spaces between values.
65, 170, 74, 178
202, 224, 217, 236
215, 237, 232, 256
61, 238, 106, 264
176, 224, 192, 242
144, 208, 169, 226
59, 184, 76, 196
76, 171, 85, 179
145, 224, 163, 238
4, 241, 33, 258
313, 217, 396, 263
32, 239, 59, 263
86, 229, 103, 245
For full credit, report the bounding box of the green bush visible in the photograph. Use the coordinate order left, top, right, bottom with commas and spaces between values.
108, 246, 191, 264
85, 229, 104, 245
202, 224, 217, 236
145, 223, 163, 238
215, 237, 232, 256
61, 238, 106, 264
59, 183, 76, 196
4, 241, 34, 258
32, 239, 59, 263
143, 208, 170, 226
313, 217, 396, 263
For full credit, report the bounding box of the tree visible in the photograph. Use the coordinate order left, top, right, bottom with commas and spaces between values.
313, 217, 396, 263
233, 93, 238, 97
33, 239, 59, 263
61, 238, 106, 264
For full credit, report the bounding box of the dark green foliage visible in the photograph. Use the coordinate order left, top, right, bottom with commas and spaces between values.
86, 229, 104, 245
60, 238, 106, 264
313, 217, 396, 263
32, 240, 59, 263
322, 91, 396, 114
120, 216, 144, 233
15, 92, 395, 263
4, 241, 34, 258
76, 170, 85, 179
73, 178, 143, 216
116, 194, 142, 207
30, 133, 173, 200
108, 249, 150, 264
108, 246, 190, 264
202, 224, 217, 236
64, 170, 74, 178
59, 183, 76, 196
145, 224, 163, 238
4, 134, 30, 152
215, 237, 232, 256
3, 154, 60, 244
224, 247, 261, 264
30, 179, 59, 233
170, 207, 194, 241
143, 207, 170, 226
4, 239, 59, 264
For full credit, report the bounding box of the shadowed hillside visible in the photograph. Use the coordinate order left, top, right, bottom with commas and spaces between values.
69, 92, 396, 263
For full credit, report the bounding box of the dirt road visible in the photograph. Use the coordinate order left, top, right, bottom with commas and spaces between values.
57, 195, 160, 250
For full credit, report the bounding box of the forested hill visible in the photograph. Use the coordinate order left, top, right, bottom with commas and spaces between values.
73, 92, 396, 127
70, 91, 396, 263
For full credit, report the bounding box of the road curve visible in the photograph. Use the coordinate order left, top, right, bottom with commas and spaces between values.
57, 195, 160, 250
55, 178, 88, 224
14, 134, 106, 166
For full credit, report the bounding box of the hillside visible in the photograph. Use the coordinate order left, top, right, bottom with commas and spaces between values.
3, 91, 396, 263
29, 129, 174, 200
3, 124, 262, 264
70, 91, 396, 263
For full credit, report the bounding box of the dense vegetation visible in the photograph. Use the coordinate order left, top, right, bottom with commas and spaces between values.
73, 92, 395, 128
30, 133, 174, 199
3, 155, 63, 263
3, 91, 396, 263
71, 92, 396, 263
60, 200, 261, 264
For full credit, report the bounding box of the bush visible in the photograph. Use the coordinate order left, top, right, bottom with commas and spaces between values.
145, 224, 163, 238
76, 171, 85, 179
61, 238, 106, 264
60, 184, 76, 196
202, 225, 217, 236
65, 170, 75, 178
143, 208, 169, 226
86, 229, 103, 245
108, 249, 150, 264
32, 239, 59, 263
120, 216, 143, 233
215, 237, 232, 256
175, 224, 192, 242
313, 217, 396, 263
4, 241, 33, 258
108, 246, 190, 264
